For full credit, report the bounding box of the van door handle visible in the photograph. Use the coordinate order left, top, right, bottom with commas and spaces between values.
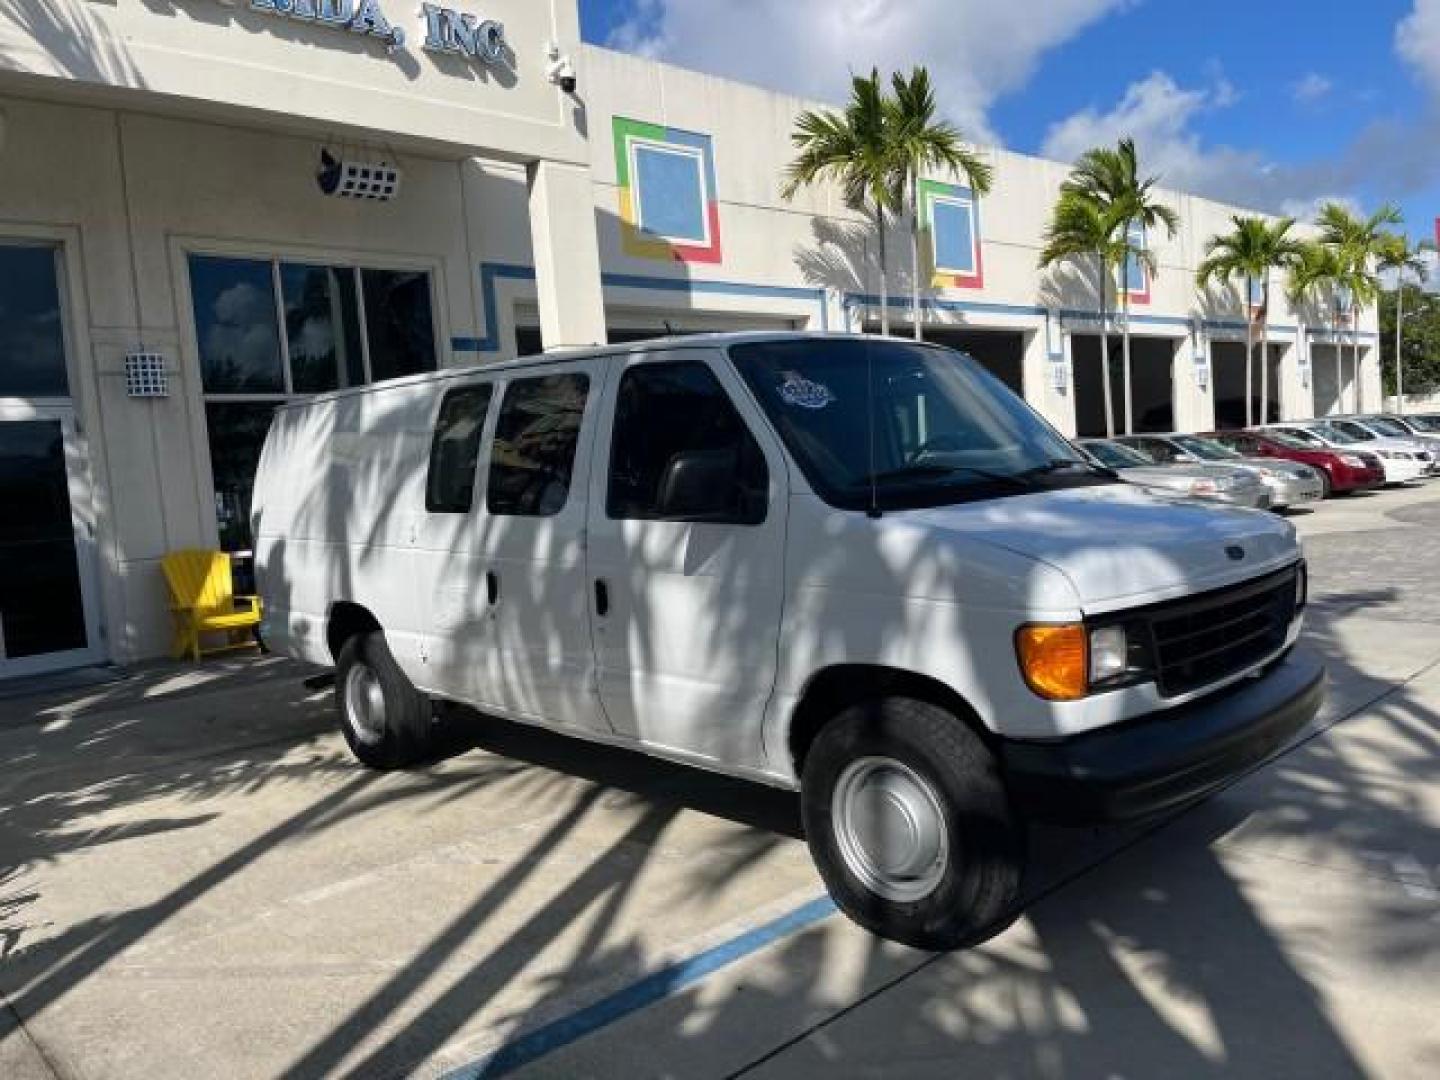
594, 578, 610, 618
485, 571, 500, 606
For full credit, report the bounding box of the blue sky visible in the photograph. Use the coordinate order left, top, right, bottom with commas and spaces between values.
580, 0, 1440, 243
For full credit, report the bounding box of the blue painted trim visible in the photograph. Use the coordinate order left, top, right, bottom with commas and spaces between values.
443, 896, 838, 1079
452, 262, 537, 353
845, 292, 1045, 320
454, 263, 830, 353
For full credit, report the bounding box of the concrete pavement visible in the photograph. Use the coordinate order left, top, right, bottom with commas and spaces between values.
1, 483, 1438, 1079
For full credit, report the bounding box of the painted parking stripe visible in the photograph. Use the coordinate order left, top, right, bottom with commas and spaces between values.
442, 895, 838, 1079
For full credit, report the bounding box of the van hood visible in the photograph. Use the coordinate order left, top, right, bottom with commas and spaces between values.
903, 483, 1299, 613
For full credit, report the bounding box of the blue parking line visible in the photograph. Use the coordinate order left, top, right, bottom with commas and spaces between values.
443, 895, 838, 1079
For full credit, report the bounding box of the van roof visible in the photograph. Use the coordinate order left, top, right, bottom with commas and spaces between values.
275, 331, 941, 411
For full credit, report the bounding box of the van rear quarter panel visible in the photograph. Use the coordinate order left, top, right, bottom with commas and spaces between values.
254, 381, 439, 675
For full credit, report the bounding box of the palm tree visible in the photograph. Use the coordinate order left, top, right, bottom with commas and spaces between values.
782, 70, 900, 335
1059, 139, 1180, 433
1196, 216, 1305, 426
1287, 241, 1346, 416
1377, 233, 1430, 413
1039, 191, 1130, 437
886, 67, 993, 341
1316, 202, 1403, 411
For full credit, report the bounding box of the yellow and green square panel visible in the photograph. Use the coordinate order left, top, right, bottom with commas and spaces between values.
614, 117, 723, 264
921, 179, 984, 289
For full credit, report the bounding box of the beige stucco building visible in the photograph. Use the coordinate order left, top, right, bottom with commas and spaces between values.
0, 0, 1380, 676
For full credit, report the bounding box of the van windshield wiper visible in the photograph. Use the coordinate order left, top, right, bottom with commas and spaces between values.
868, 463, 1035, 491
1017, 458, 1119, 480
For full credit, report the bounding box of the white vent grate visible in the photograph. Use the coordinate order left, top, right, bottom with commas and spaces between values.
125, 351, 168, 398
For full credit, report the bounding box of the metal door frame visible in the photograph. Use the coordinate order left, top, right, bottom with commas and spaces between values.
0, 406, 105, 680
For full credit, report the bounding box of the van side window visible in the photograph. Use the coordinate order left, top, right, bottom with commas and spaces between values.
487, 374, 590, 517
608, 361, 769, 524
426, 384, 494, 513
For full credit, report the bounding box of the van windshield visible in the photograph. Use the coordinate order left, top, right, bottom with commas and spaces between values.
729, 339, 1112, 511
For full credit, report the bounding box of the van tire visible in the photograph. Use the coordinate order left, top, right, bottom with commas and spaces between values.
801, 697, 1024, 951
334, 630, 434, 770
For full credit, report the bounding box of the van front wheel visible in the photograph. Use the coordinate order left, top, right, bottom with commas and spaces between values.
801, 698, 1024, 950
335, 631, 434, 770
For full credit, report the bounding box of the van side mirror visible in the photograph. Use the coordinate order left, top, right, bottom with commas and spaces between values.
657, 449, 743, 520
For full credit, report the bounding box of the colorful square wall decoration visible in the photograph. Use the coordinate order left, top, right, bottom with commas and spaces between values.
1124, 221, 1151, 306
614, 117, 723, 264
921, 179, 984, 289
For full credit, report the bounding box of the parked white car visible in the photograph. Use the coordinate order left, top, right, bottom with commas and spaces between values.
1265, 422, 1431, 484
1334, 415, 1440, 465
254, 333, 1323, 950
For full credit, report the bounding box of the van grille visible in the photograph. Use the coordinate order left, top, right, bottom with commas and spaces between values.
1144, 566, 1300, 698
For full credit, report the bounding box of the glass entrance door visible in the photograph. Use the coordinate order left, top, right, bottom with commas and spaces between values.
0, 406, 102, 677
0, 240, 102, 678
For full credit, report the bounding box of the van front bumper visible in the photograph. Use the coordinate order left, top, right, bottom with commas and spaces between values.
999, 650, 1324, 823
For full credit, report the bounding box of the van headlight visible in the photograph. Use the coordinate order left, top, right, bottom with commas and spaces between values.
1016, 623, 1145, 701
1089, 625, 1129, 683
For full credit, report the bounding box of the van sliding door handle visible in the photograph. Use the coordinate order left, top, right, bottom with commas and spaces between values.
485, 571, 500, 606
594, 579, 610, 618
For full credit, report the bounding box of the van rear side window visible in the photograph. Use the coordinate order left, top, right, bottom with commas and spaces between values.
426, 384, 494, 513
487, 374, 590, 517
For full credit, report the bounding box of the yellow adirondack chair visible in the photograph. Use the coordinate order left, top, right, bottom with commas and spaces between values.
162, 549, 263, 662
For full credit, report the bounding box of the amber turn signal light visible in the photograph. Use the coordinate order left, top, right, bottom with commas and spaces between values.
1016, 623, 1089, 701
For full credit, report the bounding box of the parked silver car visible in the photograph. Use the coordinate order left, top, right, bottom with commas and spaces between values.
1079, 439, 1272, 509
1343, 414, 1440, 462
1118, 434, 1324, 510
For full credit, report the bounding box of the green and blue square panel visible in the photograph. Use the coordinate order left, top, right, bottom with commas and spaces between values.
614, 117, 723, 264
921, 179, 984, 290
1124, 221, 1151, 305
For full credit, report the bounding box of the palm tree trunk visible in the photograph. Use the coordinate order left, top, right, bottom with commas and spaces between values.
876, 207, 890, 336
1333, 319, 1342, 417
1099, 254, 1115, 439
1396, 278, 1407, 414
1122, 292, 1133, 435
910, 174, 924, 341
1352, 315, 1362, 413
1259, 274, 1271, 425
1244, 275, 1255, 428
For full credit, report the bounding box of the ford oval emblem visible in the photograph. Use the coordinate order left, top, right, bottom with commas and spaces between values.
1226, 545, 1246, 562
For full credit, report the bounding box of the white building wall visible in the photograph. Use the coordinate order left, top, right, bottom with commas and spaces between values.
0, 11, 1387, 671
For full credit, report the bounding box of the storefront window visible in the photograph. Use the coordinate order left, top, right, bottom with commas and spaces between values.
0, 245, 71, 397
205, 402, 279, 553
362, 269, 437, 382
282, 263, 366, 394
190, 255, 286, 394
189, 254, 438, 551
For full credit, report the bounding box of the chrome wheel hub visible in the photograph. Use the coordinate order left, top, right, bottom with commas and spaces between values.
344, 663, 387, 746
832, 756, 949, 903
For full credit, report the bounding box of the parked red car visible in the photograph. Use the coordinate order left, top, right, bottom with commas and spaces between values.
1203, 429, 1386, 496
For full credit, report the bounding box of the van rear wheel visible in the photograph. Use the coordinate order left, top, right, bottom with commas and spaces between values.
801, 697, 1024, 951
335, 630, 435, 770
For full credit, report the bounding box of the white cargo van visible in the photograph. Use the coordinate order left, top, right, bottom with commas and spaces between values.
253, 333, 1323, 949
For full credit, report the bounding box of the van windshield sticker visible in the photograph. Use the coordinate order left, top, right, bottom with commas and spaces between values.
778, 373, 834, 410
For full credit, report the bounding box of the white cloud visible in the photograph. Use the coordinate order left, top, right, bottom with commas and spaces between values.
605, 0, 1136, 146
1397, 0, 1440, 94
1040, 70, 1440, 220
1291, 72, 1333, 103
1040, 71, 1269, 203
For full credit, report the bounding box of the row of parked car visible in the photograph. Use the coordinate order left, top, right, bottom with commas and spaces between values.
1080, 412, 1440, 511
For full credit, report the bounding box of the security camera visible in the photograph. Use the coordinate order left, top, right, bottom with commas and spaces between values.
545, 44, 577, 95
